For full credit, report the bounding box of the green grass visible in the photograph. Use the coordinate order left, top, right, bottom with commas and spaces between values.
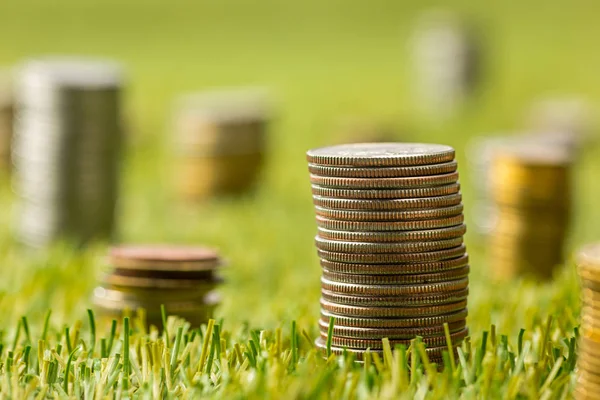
0, 0, 598, 397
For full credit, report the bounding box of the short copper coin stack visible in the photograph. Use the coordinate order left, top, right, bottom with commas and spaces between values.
93, 245, 223, 327
488, 144, 572, 280
306, 143, 469, 362
172, 88, 270, 201
575, 244, 600, 399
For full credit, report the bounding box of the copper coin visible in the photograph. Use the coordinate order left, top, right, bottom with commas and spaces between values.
311, 183, 461, 199
306, 143, 455, 167
308, 161, 457, 178
111, 267, 217, 280
321, 277, 468, 296
317, 245, 466, 264
320, 255, 469, 275
312, 193, 462, 211
101, 273, 221, 289
320, 327, 468, 349
320, 298, 467, 318
318, 319, 466, 339
109, 245, 222, 271
321, 287, 469, 307
316, 214, 464, 232
310, 172, 459, 189
322, 266, 469, 285
317, 225, 466, 243
315, 236, 463, 254
321, 308, 468, 328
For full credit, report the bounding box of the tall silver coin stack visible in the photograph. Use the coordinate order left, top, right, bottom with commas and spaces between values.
13, 58, 123, 247
307, 143, 469, 363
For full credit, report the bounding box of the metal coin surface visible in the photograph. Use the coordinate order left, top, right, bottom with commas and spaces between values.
317, 225, 467, 243
321, 277, 469, 296
320, 327, 468, 348
322, 265, 469, 285
317, 245, 466, 264
312, 193, 462, 211
321, 287, 469, 307
315, 236, 463, 254
320, 298, 467, 318
109, 245, 222, 270
318, 319, 466, 339
321, 308, 468, 328
310, 172, 459, 189
319, 255, 469, 275
308, 161, 457, 178
316, 214, 464, 232
311, 183, 461, 199
306, 143, 455, 167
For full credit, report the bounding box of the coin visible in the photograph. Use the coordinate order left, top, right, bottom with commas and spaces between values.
318, 319, 466, 339
101, 274, 222, 289
109, 245, 223, 271
311, 183, 461, 199
310, 172, 459, 189
321, 287, 469, 307
317, 225, 467, 243
306, 143, 455, 167
321, 277, 468, 296
320, 327, 467, 349
322, 265, 469, 285
314, 338, 459, 361
316, 214, 464, 232
315, 236, 463, 254
320, 255, 469, 275
317, 245, 466, 264
320, 298, 467, 317
312, 193, 462, 211
321, 308, 468, 328
308, 161, 457, 178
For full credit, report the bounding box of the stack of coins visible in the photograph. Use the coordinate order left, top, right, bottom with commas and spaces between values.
93, 245, 223, 327
307, 143, 469, 362
0, 71, 13, 172
12, 58, 124, 247
575, 244, 600, 399
488, 144, 572, 280
172, 88, 270, 200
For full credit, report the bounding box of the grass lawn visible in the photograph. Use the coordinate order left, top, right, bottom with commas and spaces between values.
0, 0, 598, 397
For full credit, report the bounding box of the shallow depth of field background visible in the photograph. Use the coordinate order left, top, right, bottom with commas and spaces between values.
0, 0, 597, 338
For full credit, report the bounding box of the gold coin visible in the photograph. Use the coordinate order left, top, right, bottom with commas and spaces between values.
316, 214, 464, 232
318, 318, 466, 339
314, 204, 463, 222
321, 288, 469, 307
308, 161, 457, 178
306, 143, 455, 167
321, 277, 469, 296
315, 236, 463, 254
311, 183, 461, 199
317, 245, 466, 264
320, 255, 469, 275
320, 298, 467, 318
109, 245, 223, 271
310, 172, 459, 189
322, 266, 469, 285
312, 193, 462, 211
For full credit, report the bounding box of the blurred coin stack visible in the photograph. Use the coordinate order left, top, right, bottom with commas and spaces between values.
172, 88, 270, 200
488, 144, 572, 280
93, 245, 223, 327
307, 143, 469, 362
0, 71, 13, 172
575, 244, 600, 399
13, 58, 124, 247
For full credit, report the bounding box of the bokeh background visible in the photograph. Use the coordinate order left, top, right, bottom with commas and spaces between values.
0, 0, 596, 337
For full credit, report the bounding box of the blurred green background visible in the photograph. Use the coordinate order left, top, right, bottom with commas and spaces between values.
0, 0, 597, 338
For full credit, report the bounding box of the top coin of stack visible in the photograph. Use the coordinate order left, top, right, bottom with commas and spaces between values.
93, 245, 223, 327
172, 88, 270, 200
12, 58, 124, 247
575, 244, 600, 400
307, 143, 468, 362
488, 143, 572, 280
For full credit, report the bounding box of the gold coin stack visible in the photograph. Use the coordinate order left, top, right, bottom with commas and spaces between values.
575, 244, 600, 399
488, 144, 572, 280
172, 88, 270, 200
306, 143, 469, 362
93, 245, 223, 327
